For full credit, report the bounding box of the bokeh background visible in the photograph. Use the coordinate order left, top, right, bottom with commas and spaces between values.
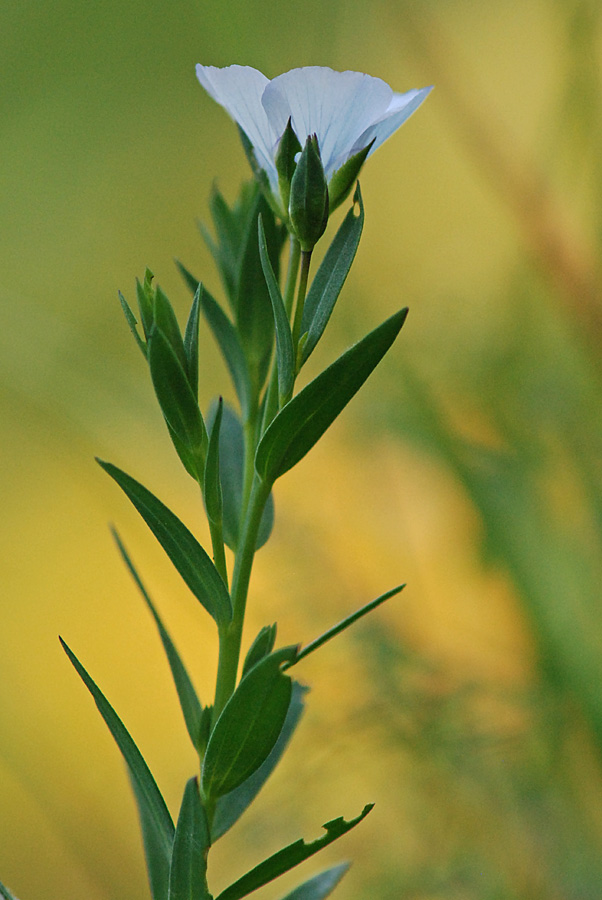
2, 0, 602, 897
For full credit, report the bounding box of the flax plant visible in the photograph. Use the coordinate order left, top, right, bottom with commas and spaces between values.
0, 65, 430, 900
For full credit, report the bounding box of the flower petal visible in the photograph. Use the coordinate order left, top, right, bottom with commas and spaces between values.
262, 67, 393, 178
195, 64, 278, 184
350, 86, 433, 160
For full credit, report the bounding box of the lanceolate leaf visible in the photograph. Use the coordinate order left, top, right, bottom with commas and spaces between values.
258, 215, 295, 404
204, 397, 224, 527
130, 773, 172, 900
147, 327, 208, 481
255, 308, 409, 483
216, 806, 373, 900
119, 290, 147, 357
207, 402, 274, 552
98, 460, 232, 626
202, 647, 297, 800
300, 186, 364, 366
284, 584, 406, 670
278, 863, 350, 900
200, 286, 251, 418
168, 778, 212, 900
242, 623, 277, 678
60, 639, 175, 889
212, 681, 307, 841
183, 286, 201, 400
112, 529, 205, 755
153, 285, 188, 372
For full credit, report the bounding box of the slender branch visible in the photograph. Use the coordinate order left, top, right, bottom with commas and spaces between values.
291, 249, 312, 356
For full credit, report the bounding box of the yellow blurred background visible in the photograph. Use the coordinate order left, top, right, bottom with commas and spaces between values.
2, 0, 602, 897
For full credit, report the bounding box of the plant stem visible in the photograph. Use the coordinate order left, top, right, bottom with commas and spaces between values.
212, 475, 272, 722
291, 249, 312, 357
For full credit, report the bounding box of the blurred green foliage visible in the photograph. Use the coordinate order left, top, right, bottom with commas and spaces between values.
2, 0, 602, 899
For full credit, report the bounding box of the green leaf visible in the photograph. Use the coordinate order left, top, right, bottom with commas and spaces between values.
0, 880, 19, 900
278, 864, 349, 900
60, 639, 175, 895
147, 327, 208, 480
153, 285, 188, 372
242, 623, 277, 677
112, 528, 205, 755
202, 646, 296, 800
136, 269, 155, 340
204, 396, 224, 527
207, 402, 274, 552
216, 805, 373, 900
258, 215, 295, 405
206, 184, 242, 307
275, 117, 302, 218
212, 681, 307, 841
238, 127, 283, 221
119, 290, 147, 357
300, 185, 364, 366
199, 286, 251, 419
98, 460, 232, 626
284, 584, 405, 670
183, 286, 201, 400
129, 773, 172, 900
236, 191, 279, 393
168, 778, 212, 900
255, 308, 409, 483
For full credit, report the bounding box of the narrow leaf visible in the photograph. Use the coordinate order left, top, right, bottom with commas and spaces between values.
119, 291, 147, 357
129, 773, 172, 900
256, 308, 409, 483
183, 286, 201, 399
136, 269, 155, 340
300, 185, 364, 366
204, 397, 224, 526
98, 460, 232, 625
212, 681, 307, 841
236, 191, 279, 392
202, 646, 296, 800
216, 805, 373, 900
199, 286, 251, 418
0, 881, 19, 900
242, 623, 277, 677
60, 639, 175, 883
279, 863, 350, 900
207, 402, 274, 552
153, 285, 188, 372
168, 778, 211, 900
258, 215, 295, 404
148, 327, 208, 479
284, 584, 405, 670
112, 529, 205, 754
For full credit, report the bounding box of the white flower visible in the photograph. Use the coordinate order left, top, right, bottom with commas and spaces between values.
196, 64, 432, 195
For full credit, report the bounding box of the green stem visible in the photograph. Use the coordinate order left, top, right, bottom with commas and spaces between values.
291, 249, 312, 357
212, 475, 272, 722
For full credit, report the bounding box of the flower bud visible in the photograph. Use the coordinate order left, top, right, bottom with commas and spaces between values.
288, 134, 329, 251
275, 117, 301, 220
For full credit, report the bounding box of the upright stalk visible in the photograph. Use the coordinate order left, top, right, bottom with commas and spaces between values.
291, 249, 312, 354
213, 474, 272, 722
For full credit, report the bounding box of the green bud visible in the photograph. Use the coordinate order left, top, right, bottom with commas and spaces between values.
288, 134, 329, 251
275, 117, 301, 219
327, 139, 374, 213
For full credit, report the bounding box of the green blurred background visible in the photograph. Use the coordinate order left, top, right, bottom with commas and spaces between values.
3, 0, 602, 897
